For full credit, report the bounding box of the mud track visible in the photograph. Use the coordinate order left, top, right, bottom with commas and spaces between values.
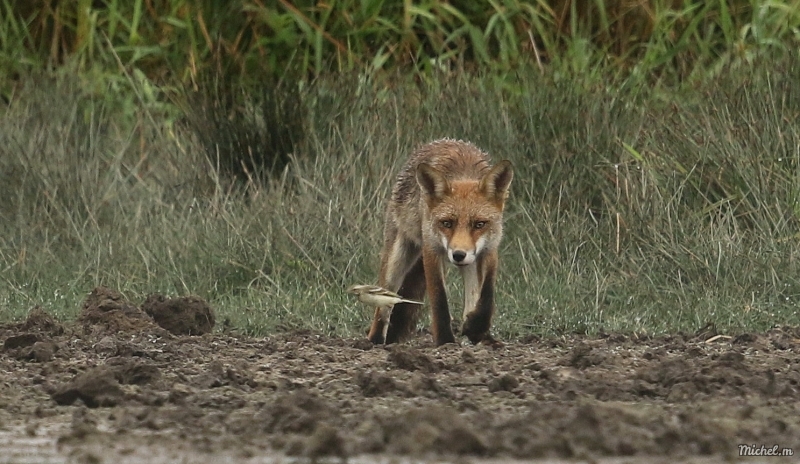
1, 287, 799, 463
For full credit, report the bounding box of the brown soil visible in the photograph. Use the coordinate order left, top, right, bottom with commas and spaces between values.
142, 293, 215, 336
1, 287, 799, 463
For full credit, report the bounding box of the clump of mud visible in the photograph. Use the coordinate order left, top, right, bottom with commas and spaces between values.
142, 294, 215, 335
356, 370, 406, 397
371, 406, 489, 455
19, 306, 65, 336
0, 306, 64, 362
50, 367, 125, 408
2, 332, 57, 362
78, 286, 165, 336
75, 287, 215, 337
387, 345, 440, 373
49, 359, 162, 408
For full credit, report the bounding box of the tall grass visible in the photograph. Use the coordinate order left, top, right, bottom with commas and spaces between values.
2, 52, 800, 338
1, 0, 799, 93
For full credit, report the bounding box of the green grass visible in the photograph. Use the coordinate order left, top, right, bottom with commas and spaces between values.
1, 0, 799, 95
2, 51, 800, 339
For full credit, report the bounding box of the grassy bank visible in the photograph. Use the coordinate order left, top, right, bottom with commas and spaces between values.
2, 0, 799, 92
2, 50, 800, 339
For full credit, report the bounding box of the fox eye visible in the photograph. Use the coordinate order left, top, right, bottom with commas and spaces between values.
440, 220, 454, 229
474, 221, 487, 229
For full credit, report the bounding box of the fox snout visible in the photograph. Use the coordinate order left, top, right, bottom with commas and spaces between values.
448, 248, 475, 266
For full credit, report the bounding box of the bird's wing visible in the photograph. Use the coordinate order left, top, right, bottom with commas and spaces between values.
365, 286, 402, 298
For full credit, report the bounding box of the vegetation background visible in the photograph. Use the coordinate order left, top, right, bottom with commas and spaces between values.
1, 0, 799, 339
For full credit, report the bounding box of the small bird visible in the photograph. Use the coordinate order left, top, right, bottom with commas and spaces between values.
347, 284, 423, 307
347, 284, 423, 344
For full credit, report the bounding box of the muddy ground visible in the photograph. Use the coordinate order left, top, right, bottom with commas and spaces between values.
1, 287, 799, 463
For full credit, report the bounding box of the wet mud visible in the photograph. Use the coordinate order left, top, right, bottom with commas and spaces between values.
1, 287, 799, 462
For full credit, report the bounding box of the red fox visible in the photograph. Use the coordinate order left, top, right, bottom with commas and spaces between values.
367, 139, 513, 346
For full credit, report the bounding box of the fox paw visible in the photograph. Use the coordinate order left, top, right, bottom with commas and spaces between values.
433, 328, 457, 346
461, 323, 503, 348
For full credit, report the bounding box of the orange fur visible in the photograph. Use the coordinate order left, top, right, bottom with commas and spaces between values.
367, 139, 512, 346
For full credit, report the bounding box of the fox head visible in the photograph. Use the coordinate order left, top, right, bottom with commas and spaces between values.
417, 160, 513, 266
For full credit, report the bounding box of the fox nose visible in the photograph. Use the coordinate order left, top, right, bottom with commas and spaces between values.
452, 250, 467, 263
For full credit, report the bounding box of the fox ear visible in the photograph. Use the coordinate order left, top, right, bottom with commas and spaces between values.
416, 163, 450, 204
480, 160, 513, 203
